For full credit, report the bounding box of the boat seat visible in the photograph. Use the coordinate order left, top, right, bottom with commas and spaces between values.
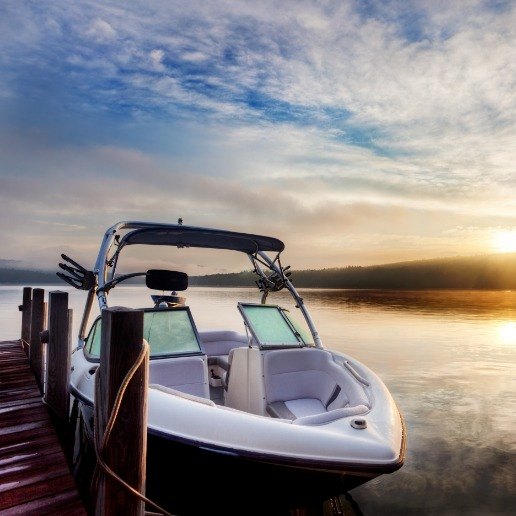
207, 355, 230, 371
149, 355, 210, 398
263, 348, 369, 422
221, 348, 239, 390
199, 330, 248, 373
199, 330, 247, 357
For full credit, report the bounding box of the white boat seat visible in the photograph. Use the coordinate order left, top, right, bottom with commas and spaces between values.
267, 398, 325, 419
200, 331, 248, 380
221, 348, 238, 390
149, 355, 210, 398
199, 330, 247, 357
207, 355, 230, 371
263, 348, 369, 422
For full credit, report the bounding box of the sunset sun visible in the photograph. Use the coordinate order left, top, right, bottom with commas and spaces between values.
493, 231, 516, 253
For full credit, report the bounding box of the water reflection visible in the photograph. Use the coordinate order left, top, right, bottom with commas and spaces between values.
498, 321, 516, 344
351, 438, 516, 515
281, 289, 516, 515
1, 286, 515, 514
298, 288, 516, 319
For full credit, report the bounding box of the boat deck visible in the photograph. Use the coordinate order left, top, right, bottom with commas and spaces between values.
0, 340, 86, 515
209, 385, 224, 405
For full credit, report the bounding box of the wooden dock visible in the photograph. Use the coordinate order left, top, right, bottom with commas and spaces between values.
0, 339, 86, 515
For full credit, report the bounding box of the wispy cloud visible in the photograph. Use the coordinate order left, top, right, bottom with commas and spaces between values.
0, 0, 515, 270
84, 18, 117, 42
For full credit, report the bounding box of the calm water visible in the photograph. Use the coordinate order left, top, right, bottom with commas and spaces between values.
1, 285, 515, 515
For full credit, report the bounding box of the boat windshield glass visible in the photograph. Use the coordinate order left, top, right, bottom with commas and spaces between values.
238, 303, 307, 348
84, 307, 202, 358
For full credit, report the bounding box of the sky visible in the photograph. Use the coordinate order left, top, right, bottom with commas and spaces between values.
1, 0, 516, 274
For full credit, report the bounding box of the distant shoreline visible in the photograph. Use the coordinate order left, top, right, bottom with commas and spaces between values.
1, 252, 516, 290
1, 282, 515, 292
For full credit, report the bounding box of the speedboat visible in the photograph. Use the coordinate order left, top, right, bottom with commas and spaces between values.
63, 221, 405, 513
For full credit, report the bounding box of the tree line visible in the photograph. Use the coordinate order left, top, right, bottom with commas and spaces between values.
190, 253, 516, 290
2, 253, 516, 290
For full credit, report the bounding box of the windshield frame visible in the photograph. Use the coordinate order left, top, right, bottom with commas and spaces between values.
77, 221, 323, 350
83, 306, 204, 362
238, 302, 307, 350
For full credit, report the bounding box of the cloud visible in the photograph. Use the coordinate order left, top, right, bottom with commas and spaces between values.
0, 126, 512, 270
3, 1, 515, 146
149, 48, 165, 70
1, 0, 516, 270
85, 18, 117, 42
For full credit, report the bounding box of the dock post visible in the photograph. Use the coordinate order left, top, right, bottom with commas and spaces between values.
95, 307, 148, 516
29, 288, 45, 392
19, 286, 32, 355
44, 291, 71, 421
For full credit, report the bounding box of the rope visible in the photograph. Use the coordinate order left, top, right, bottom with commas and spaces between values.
91, 339, 173, 516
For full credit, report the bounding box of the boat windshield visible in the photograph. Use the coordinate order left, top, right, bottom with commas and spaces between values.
238, 303, 309, 349
84, 307, 202, 358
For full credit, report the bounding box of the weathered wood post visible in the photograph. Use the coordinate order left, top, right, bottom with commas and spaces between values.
95, 307, 148, 516
44, 291, 72, 421
19, 286, 32, 355
29, 288, 45, 392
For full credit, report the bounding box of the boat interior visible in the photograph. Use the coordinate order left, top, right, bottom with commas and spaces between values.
83, 290, 373, 427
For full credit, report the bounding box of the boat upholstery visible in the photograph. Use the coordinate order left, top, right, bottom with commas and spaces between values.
221, 347, 239, 390
199, 330, 247, 371
208, 355, 230, 370
263, 348, 369, 422
149, 355, 210, 398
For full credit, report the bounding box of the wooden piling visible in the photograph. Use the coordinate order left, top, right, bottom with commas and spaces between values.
20, 286, 32, 354
44, 290, 72, 421
95, 307, 148, 516
29, 288, 45, 392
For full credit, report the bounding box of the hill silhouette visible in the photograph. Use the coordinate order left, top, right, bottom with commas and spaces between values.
190, 253, 516, 290
0, 268, 58, 285
1, 253, 516, 290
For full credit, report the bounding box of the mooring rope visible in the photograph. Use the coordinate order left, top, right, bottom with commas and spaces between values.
92, 339, 173, 516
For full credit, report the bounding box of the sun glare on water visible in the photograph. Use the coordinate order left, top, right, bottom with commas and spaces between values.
493, 231, 516, 253
499, 322, 516, 344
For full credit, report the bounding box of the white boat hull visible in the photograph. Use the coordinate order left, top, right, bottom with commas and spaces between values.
70, 347, 405, 512
64, 221, 406, 513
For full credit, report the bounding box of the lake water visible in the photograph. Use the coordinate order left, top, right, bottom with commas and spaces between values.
1, 285, 515, 515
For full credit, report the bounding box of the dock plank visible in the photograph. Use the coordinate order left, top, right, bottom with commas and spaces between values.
0, 340, 86, 514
